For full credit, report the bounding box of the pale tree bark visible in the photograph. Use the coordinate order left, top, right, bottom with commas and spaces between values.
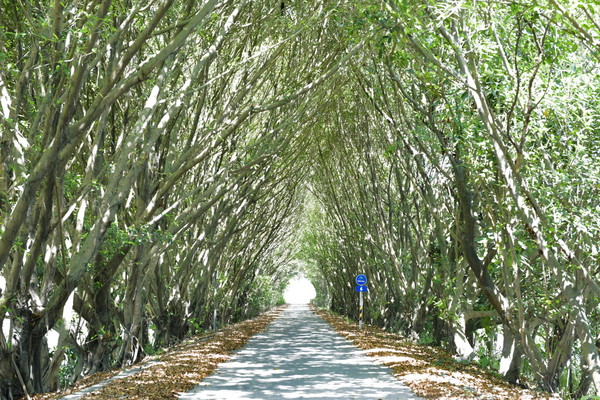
441, 20, 600, 391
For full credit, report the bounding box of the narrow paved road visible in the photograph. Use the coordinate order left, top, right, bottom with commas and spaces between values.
180, 304, 419, 399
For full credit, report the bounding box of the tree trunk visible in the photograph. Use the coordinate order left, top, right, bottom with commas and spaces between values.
499, 325, 522, 384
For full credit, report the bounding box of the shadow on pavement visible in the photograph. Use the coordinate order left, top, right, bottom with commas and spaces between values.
180, 304, 419, 399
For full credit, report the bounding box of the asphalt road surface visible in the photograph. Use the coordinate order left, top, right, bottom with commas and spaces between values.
180, 304, 420, 399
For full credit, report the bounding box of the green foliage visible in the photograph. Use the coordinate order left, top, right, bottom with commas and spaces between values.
58, 346, 79, 388
417, 331, 436, 346
143, 342, 165, 357
187, 318, 204, 335
245, 274, 287, 317
2, 0, 600, 397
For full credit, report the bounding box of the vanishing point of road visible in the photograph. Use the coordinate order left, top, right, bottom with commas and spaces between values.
180, 304, 420, 399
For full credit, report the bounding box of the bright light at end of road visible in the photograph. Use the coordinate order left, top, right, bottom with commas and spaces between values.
283, 276, 316, 304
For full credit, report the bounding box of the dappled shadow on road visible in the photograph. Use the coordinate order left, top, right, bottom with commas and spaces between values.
181, 304, 417, 399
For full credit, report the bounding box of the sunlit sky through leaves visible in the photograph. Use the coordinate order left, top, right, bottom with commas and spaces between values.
283, 276, 316, 304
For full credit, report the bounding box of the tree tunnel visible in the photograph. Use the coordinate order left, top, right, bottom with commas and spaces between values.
1, 0, 600, 398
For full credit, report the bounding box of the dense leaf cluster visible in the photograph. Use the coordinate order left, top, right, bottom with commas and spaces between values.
1, 0, 600, 399
301, 1, 600, 398
0, 0, 358, 397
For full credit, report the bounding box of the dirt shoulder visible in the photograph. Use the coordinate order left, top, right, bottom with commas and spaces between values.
30, 308, 284, 400
314, 308, 560, 400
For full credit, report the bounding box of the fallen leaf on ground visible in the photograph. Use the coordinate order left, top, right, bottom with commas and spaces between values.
314, 308, 560, 400
30, 308, 284, 400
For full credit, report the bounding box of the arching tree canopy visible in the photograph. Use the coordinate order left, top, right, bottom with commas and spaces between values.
1, 0, 600, 398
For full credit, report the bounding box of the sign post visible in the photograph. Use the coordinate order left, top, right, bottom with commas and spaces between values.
355, 274, 368, 330
359, 290, 363, 330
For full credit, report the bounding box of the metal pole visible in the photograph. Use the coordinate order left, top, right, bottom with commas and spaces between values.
213, 272, 218, 332
359, 290, 363, 330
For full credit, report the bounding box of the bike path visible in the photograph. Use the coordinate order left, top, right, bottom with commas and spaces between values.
180, 304, 420, 399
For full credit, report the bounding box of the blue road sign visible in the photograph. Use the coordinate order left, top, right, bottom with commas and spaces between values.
355, 285, 369, 292
355, 274, 367, 286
